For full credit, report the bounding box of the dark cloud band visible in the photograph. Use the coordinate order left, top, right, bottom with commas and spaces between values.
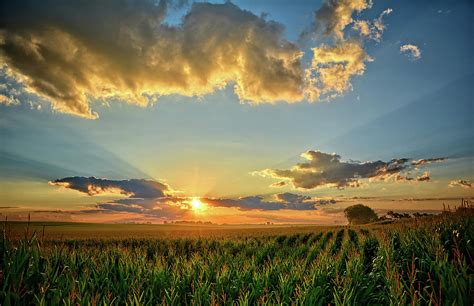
50, 177, 170, 198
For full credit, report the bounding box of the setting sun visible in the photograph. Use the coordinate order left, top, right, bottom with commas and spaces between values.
191, 198, 204, 211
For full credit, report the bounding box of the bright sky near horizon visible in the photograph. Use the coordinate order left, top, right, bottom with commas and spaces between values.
0, 0, 472, 224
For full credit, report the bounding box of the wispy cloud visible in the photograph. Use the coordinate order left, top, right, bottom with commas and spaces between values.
411, 157, 447, 166
0, 94, 19, 106
449, 180, 472, 189
353, 8, 393, 42
400, 44, 422, 60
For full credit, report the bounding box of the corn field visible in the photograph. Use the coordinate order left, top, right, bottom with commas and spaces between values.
1, 214, 473, 305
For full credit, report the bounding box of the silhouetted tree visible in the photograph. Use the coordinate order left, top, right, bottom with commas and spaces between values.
344, 204, 378, 225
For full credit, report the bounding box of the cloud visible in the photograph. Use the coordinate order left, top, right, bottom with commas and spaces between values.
274, 192, 310, 203
302, 0, 372, 41
270, 181, 287, 188
0, 1, 304, 118
205, 193, 336, 211
253, 150, 445, 189
50, 176, 336, 220
0, 67, 23, 106
302, 1, 391, 100
416, 171, 430, 182
353, 8, 392, 42
0, 0, 390, 118
94, 197, 190, 219
394, 171, 433, 183
96, 203, 145, 213
309, 40, 373, 97
411, 157, 447, 166
449, 180, 472, 189
50, 177, 171, 198
205, 196, 286, 211
50, 176, 191, 219
0, 94, 19, 106
274, 192, 336, 206
400, 44, 421, 60
395, 174, 414, 181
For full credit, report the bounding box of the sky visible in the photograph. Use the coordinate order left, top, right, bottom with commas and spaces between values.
0, 0, 473, 224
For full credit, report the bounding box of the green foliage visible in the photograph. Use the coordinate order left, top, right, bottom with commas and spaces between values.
329, 229, 344, 255
1, 216, 473, 305
362, 236, 379, 273
348, 228, 359, 247
344, 204, 378, 225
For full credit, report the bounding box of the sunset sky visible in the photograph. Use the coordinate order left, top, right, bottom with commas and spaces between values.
0, 0, 472, 224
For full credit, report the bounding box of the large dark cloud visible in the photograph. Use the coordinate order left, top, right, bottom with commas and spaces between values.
0, 0, 390, 118
254, 150, 446, 189
274, 192, 310, 203
50, 176, 188, 219
50, 177, 170, 198
205, 193, 335, 211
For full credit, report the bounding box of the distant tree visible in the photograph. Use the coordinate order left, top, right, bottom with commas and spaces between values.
413, 212, 432, 218
386, 211, 412, 219
344, 204, 378, 225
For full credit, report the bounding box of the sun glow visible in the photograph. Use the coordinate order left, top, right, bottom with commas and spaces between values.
191, 197, 205, 211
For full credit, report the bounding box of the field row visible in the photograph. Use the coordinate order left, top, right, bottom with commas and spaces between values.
2, 215, 473, 305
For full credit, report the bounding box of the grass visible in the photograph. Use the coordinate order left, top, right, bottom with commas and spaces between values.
1, 213, 473, 305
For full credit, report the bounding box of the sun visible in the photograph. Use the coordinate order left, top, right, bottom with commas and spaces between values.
191, 197, 204, 211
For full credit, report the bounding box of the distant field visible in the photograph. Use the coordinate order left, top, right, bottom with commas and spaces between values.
2, 215, 473, 305
6, 221, 338, 240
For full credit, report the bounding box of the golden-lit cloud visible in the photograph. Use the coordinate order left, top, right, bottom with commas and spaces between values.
400, 44, 422, 60
302, 0, 372, 41
309, 40, 372, 97
0, 75, 21, 105
302, 1, 391, 100
352, 21, 371, 37
0, 1, 306, 118
0, 93, 18, 106
353, 8, 392, 42
253, 150, 446, 189
0, 0, 392, 118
